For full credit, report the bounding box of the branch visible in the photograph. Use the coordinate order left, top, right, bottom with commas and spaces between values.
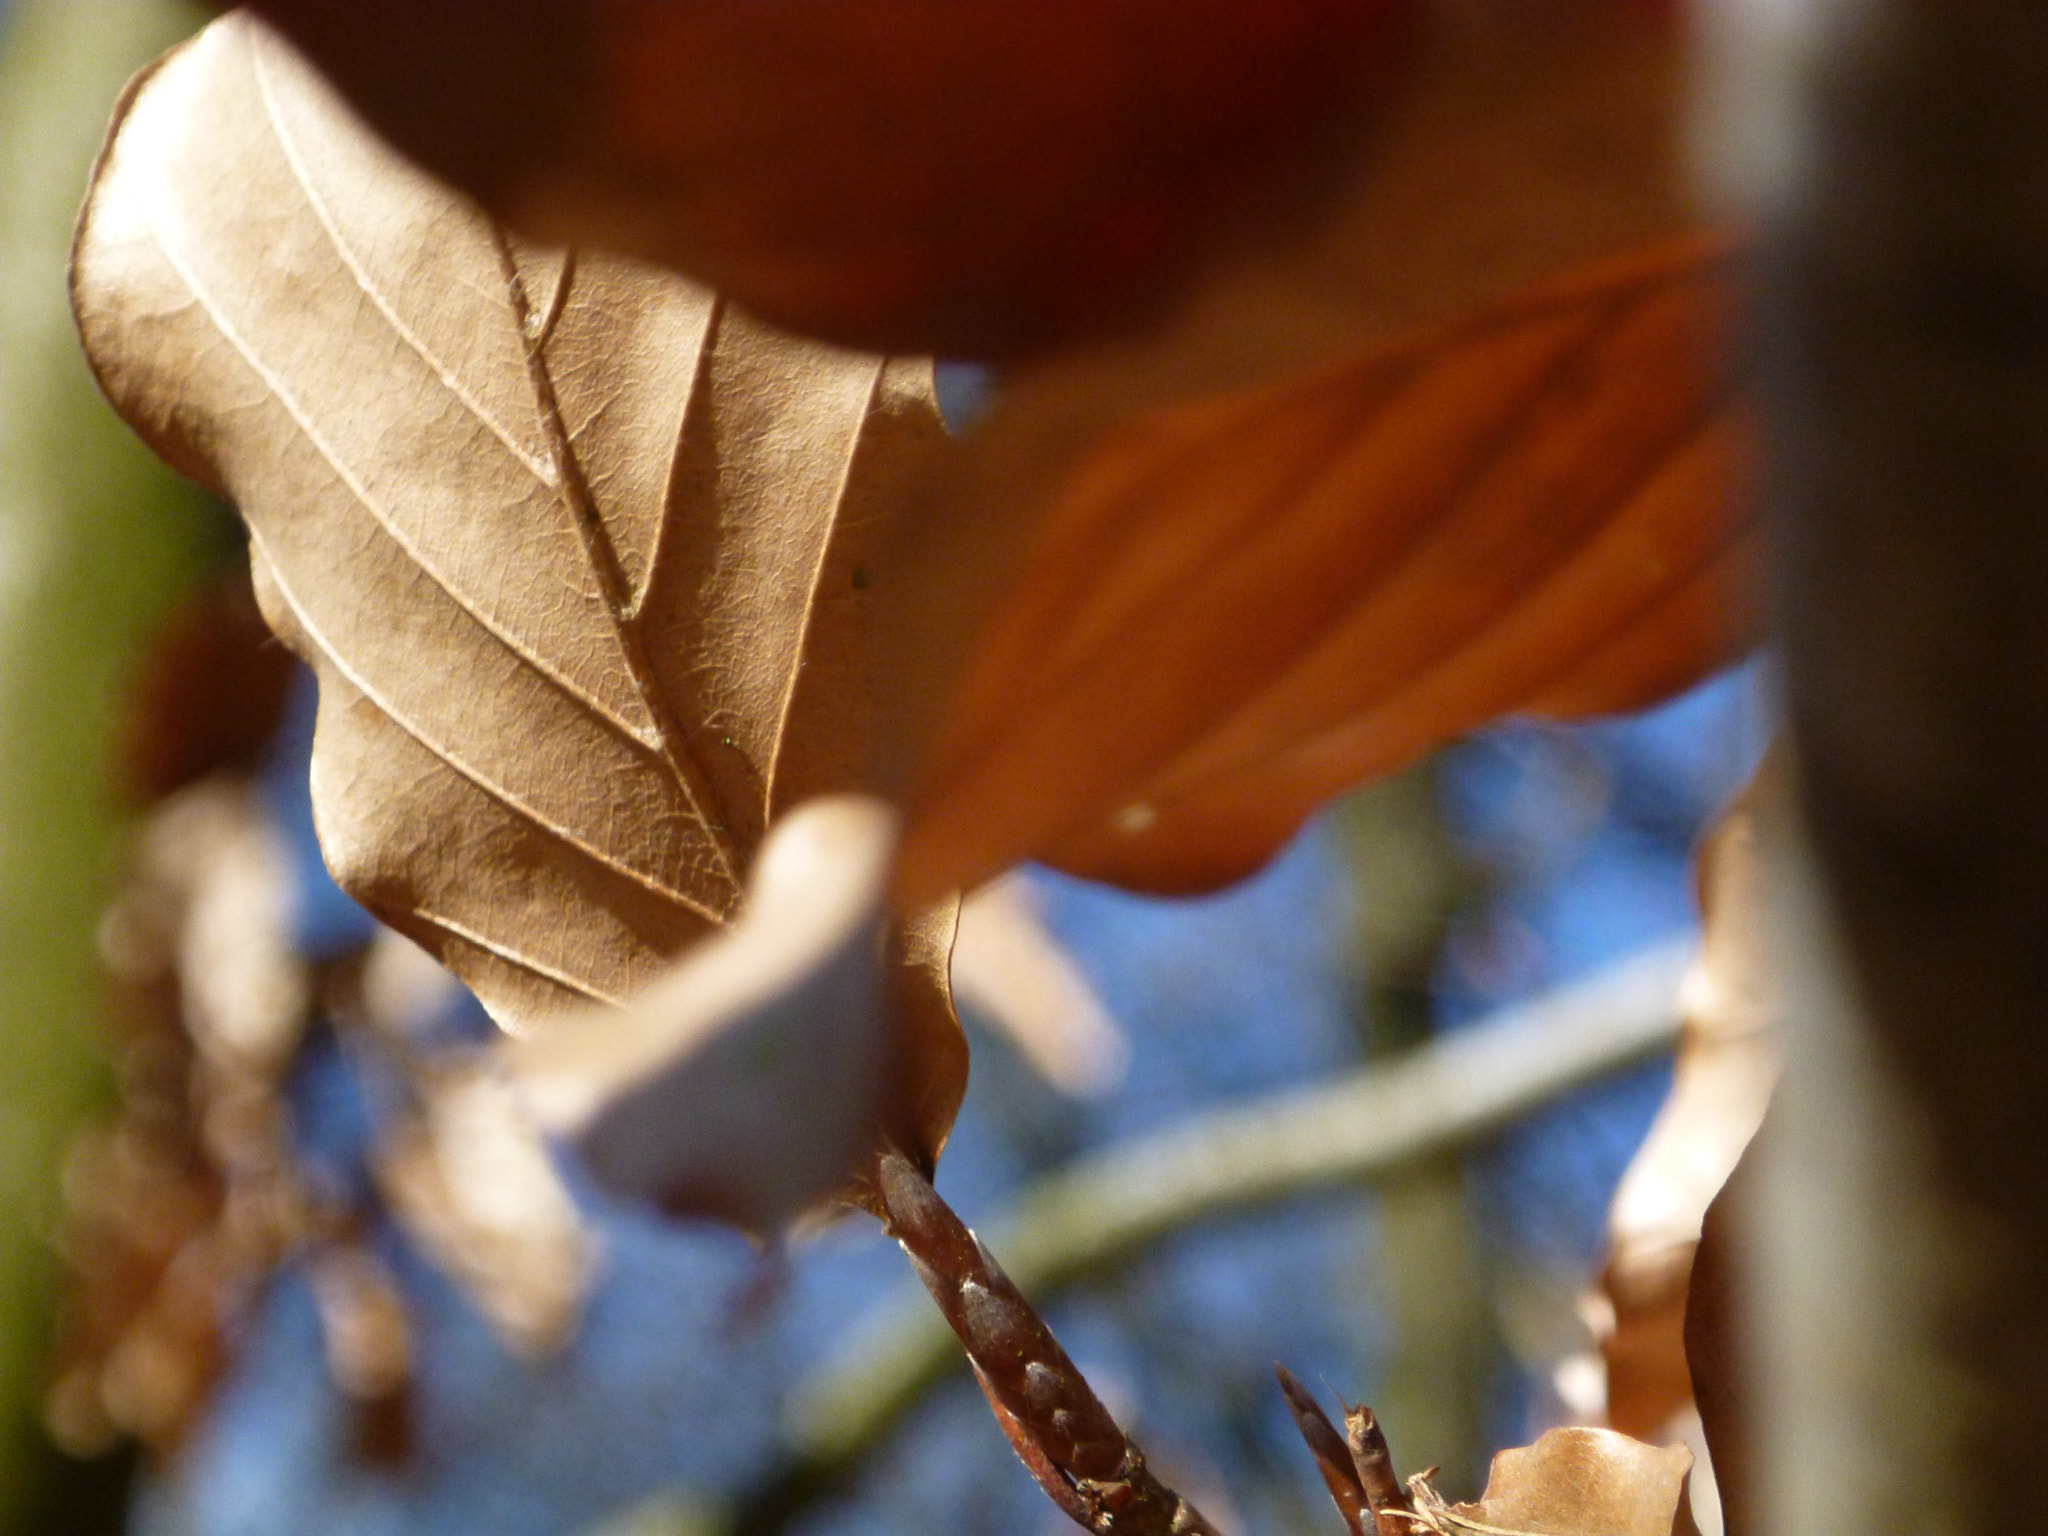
757, 940, 1689, 1514
877, 1154, 1223, 1535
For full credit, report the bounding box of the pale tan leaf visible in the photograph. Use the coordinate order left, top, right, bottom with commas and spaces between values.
512, 796, 939, 1229
951, 872, 1128, 1098
1598, 750, 1783, 1439
377, 1062, 594, 1355
1420, 1426, 1696, 1536
72, 15, 966, 1196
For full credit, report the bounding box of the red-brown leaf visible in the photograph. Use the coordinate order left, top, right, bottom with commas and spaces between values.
245, 0, 1406, 356
898, 238, 1752, 902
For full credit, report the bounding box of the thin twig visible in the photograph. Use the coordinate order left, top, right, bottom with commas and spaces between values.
779, 940, 1689, 1483
1277, 1366, 1370, 1536
878, 1154, 1223, 1535
1343, 1402, 1416, 1536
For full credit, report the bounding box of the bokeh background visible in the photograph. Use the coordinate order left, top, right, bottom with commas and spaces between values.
0, 6, 1761, 1534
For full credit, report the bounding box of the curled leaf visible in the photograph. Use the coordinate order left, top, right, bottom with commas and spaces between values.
1599, 751, 1783, 1438
72, 14, 966, 1207
1417, 1427, 1696, 1536
951, 872, 1128, 1098
514, 797, 931, 1230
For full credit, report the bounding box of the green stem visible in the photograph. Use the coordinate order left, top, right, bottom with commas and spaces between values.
0, 3, 215, 1526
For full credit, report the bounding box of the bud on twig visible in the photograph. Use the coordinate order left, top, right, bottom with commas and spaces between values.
877, 1153, 1222, 1536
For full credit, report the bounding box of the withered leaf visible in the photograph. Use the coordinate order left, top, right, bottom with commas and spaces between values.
1600, 749, 1783, 1439
1420, 1427, 1697, 1536
72, 15, 966, 1192
899, 238, 1752, 903
514, 796, 934, 1228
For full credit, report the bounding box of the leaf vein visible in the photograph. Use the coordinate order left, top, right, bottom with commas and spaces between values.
141, 192, 661, 755
249, 528, 722, 923
638, 294, 723, 618
496, 234, 747, 902
405, 907, 634, 1010
249, 29, 558, 488
763, 357, 885, 813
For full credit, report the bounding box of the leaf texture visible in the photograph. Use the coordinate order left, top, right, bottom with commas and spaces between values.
1430, 1427, 1697, 1536
898, 237, 1753, 902
72, 14, 965, 1168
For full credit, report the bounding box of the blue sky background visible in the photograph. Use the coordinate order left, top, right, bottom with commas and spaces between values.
128, 660, 1764, 1536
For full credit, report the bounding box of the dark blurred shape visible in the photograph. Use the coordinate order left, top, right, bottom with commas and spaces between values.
16, 1437, 137, 1536
1684, 1126, 1756, 1536
116, 559, 297, 806
1764, 0, 2048, 1519
232, 0, 589, 206
243, 0, 1404, 355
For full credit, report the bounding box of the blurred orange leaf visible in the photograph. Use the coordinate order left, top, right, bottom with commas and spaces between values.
900, 238, 1752, 902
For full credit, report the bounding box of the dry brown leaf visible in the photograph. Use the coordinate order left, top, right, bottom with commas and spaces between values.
1416, 1427, 1697, 1536
1598, 751, 1783, 1440
72, 14, 966, 1206
193, 2, 1748, 916
898, 238, 1752, 903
